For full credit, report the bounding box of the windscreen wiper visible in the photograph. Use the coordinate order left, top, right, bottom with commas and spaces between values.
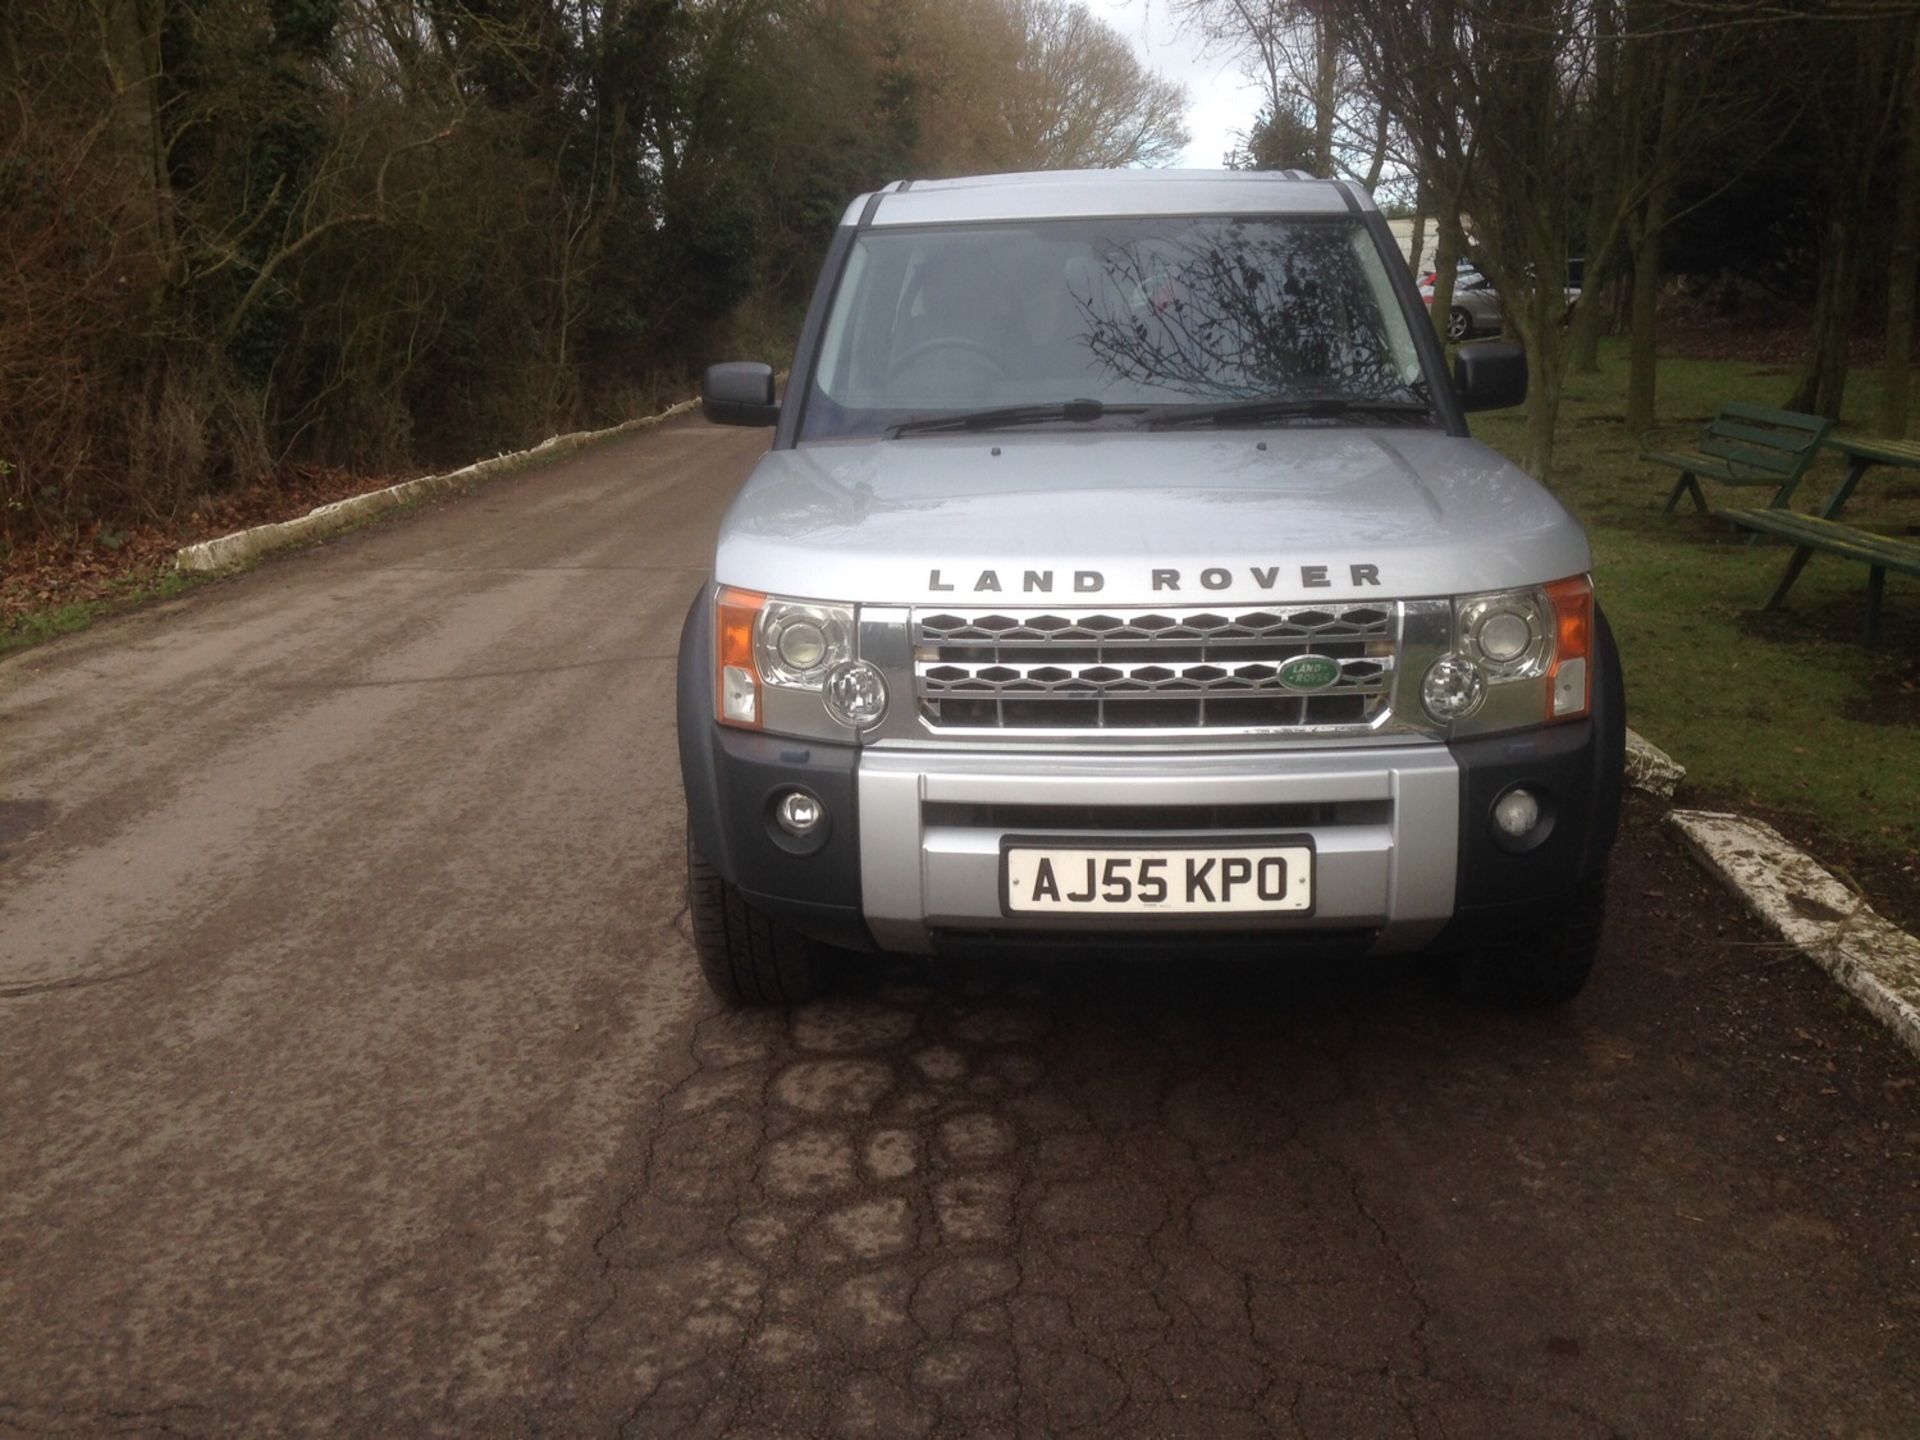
887, 399, 1148, 438
1147, 396, 1435, 430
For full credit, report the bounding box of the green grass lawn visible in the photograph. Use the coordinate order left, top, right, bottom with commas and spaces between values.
1472, 340, 1918, 862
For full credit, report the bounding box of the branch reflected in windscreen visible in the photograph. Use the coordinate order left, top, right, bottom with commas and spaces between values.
1074, 220, 1408, 402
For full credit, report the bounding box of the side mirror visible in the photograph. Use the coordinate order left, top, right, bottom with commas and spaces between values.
1453, 342, 1527, 413
702, 362, 778, 427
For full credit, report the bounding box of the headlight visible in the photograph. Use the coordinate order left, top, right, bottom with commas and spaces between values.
1456, 589, 1551, 679
715, 588, 884, 739
823, 660, 888, 728
1421, 655, 1487, 721
758, 600, 853, 686
1435, 576, 1594, 735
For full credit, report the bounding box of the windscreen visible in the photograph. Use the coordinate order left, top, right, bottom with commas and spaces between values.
801, 215, 1429, 439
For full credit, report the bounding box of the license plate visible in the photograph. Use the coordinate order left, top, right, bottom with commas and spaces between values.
1002, 840, 1315, 915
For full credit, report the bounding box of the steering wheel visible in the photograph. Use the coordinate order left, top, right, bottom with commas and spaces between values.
894, 336, 1008, 377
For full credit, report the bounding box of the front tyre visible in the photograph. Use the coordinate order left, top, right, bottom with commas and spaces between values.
686, 834, 825, 1006
1446, 306, 1474, 343
1438, 872, 1608, 1007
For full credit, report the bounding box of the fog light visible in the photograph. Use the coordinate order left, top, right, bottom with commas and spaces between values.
776, 790, 823, 837
1421, 656, 1486, 722
824, 659, 888, 729
1493, 787, 1540, 838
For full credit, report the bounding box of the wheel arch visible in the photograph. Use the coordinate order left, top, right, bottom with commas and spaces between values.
677, 583, 734, 878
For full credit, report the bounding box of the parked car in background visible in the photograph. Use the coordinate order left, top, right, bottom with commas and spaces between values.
1417, 259, 1481, 297
1419, 259, 1586, 343
1420, 262, 1498, 343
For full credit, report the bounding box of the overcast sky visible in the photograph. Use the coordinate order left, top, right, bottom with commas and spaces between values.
1084, 0, 1266, 168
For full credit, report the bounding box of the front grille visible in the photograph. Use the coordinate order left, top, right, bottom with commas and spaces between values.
914, 605, 1397, 731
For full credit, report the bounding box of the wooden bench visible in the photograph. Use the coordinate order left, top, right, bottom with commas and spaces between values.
1717, 507, 1920, 643
1643, 403, 1834, 515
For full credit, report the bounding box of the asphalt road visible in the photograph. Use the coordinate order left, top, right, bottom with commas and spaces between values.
2, 416, 1916, 1438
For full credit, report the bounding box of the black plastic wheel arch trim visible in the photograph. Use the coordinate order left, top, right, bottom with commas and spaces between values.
676, 586, 872, 946
1443, 604, 1626, 920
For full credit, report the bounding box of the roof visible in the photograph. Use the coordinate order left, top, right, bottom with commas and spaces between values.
842, 169, 1368, 229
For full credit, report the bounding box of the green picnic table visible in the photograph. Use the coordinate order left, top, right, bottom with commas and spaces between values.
1810, 435, 1920, 519
1718, 434, 1920, 643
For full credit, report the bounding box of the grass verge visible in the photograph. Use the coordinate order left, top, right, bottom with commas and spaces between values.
0, 568, 204, 661
1472, 339, 1918, 871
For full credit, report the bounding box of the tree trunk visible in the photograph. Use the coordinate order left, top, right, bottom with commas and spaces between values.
1788, 217, 1858, 419
1880, 41, 1920, 437
1314, 12, 1337, 175
1429, 209, 1463, 345
1407, 190, 1428, 281
1513, 291, 1565, 482
1623, 58, 1685, 429
1788, 25, 1899, 421
1567, 255, 1607, 375
1625, 212, 1662, 435
1570, 0, 1620, 376
1568, 177, 1621, 375
1362, 102, 1390, 190
98, 0, 177, 278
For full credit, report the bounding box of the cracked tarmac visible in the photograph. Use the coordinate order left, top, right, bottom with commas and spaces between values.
546, 894, 1920, 1439
1, 418, 1916, 1437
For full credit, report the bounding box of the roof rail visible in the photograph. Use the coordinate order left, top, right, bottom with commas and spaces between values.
1278, 168, 1321, 181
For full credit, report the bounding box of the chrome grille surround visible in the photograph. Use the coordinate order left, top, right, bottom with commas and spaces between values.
913, 603, 1399, 733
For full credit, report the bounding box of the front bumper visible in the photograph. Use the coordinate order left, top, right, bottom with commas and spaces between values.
856, 744, 1461, 955
684, 720, 1619, 959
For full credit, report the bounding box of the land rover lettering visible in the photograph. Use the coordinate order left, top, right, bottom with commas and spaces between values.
929, 563, 1390, 595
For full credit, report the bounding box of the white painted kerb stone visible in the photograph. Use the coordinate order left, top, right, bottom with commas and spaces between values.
175, 397, 699, 573
1670, 809, 1920, 1062
1624, 728, 1685, 798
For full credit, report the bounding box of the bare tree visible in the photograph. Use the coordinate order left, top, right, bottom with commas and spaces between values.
1879, 32, 1920, 436
1336, 0, 1637, 477
1785, 17, 1914, 419
1174, 0, 1411, 197
999, 0, 1191, 168
1567, 0, 1622, 375
1612, 6, 1803, 431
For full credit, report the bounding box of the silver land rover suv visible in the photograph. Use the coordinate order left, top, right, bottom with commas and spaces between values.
678, 170, 1625, 1007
